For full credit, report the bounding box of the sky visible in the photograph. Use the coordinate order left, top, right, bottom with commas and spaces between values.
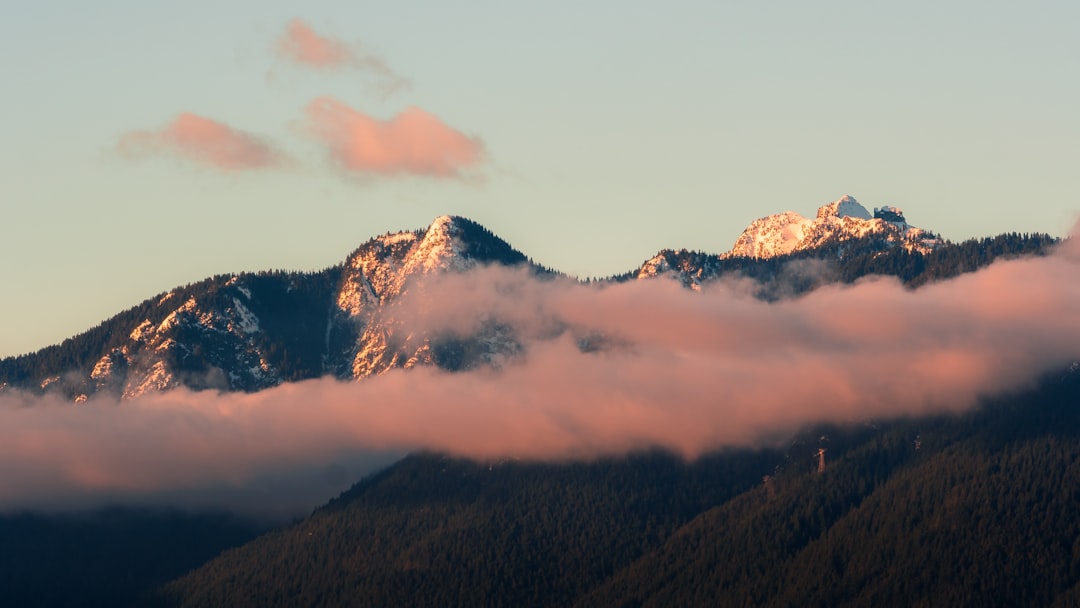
2, 0, 1079, 358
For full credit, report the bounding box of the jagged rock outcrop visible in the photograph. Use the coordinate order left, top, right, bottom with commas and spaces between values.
0, 200, 969, 400
3, 216, 533, 400
723, 195, 941, 259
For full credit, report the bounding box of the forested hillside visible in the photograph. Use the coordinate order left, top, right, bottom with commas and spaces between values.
159, 371, 1080, 607
582, 371, 1080, 607
0, 509, 266, 608
0, 228, 1071, 607
1, 228, 1056, 397
158, 449, 778, 607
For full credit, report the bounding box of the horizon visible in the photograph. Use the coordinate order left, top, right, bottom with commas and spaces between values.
1, 193, 1047, 360
3, 2, 1078, 358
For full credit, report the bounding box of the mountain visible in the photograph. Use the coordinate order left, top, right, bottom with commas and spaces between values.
633, 195, 944, 290
158, 370, 1080, 607
157, 449, 779, 608
0, 199, 1057, 400
329, 215, 536, 380
3, 368, 1077, 607
0, 200, 1072, 607
724, 194, 941, 259
0, 216, 539, 400
578, 373, 1080, 607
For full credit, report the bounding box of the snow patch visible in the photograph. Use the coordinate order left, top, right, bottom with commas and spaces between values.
130, 320, 153, 342
637, 254, 672, 279
378, 232, 419, 247
231, 298, 260, 334
817, 195, 872, 220
91, 355, 114, 380
124, 360, 174, 399
158, 297, 198, 333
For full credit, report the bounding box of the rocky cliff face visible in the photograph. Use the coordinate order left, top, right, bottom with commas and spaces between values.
5, 216, 534, 401
1, 198, 953, 400
331, 215, 528, 381
633, 195, 943, 290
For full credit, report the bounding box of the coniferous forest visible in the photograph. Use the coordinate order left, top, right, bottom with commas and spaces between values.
1, 368, 1076, 607
0, 230, 1076, 607
157, 369, 1080, 607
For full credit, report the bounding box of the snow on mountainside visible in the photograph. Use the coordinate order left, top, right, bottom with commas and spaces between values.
634, 196, 941, 290
335, 215, 473, 318
636, 250, 723, 291
84, 278, 284, 400
332, 215, 527, 381
723, 195, 941, 259
4, 198, 1040, 402
0, 215, 533, 401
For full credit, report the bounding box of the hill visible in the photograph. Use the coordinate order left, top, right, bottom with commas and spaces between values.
159, 371, 1080, 607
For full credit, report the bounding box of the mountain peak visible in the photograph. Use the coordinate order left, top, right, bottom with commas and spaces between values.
816, 195, 872, 221
724, 195, 940, 259
336, 214, 531, 379
426, 214, 463, 234
412, 215, 467, 272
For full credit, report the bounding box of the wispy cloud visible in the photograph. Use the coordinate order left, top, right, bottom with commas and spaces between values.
277, 18, 410, 98
119, 113, 286, 171
3, 231, 1079, 517
305, 96, 485, 178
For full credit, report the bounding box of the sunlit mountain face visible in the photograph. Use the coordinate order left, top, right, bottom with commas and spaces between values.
1, 197, 1077, 608
0, 195, 1044, 402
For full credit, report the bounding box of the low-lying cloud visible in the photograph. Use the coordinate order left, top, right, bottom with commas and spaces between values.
119, 113, 285, 171
3, 234, 1079, 517
277, 18, 410, 98
305, 96, 485, 177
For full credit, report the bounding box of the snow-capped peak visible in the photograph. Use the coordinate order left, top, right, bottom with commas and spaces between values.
427, 214, 458, 234
336, 214, 529, 381
723, 195, 940, 259
337, 217, 455, 315
817, 195, 872, 220
407, 215, 469, 275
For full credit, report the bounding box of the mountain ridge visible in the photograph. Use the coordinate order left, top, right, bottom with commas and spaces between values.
0, 200, 1057, 400
722, 194, 941, 260
0, 203, 1073, 608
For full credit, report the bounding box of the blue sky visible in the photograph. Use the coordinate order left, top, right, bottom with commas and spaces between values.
2, 0, 1078, 358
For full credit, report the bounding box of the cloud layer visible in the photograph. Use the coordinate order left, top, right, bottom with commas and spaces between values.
277, 18, 410, 97
305, 97, 485, 177
119, 113, 285, 171
3, 237, 1079, 517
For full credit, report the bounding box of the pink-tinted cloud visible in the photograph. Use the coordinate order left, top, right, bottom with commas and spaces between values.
305, 97, 485, 177
277, 18, 410, 97
278, 18, 351, 67
2, 231, 1080, 516
119, 113, 285, 171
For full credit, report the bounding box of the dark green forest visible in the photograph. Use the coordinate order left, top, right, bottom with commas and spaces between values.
0, 230, 1075, 606
6, 366, 1079, 608
0, 267, 342, 391
152, 370, 1080, 607
0, 509, 266, 608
